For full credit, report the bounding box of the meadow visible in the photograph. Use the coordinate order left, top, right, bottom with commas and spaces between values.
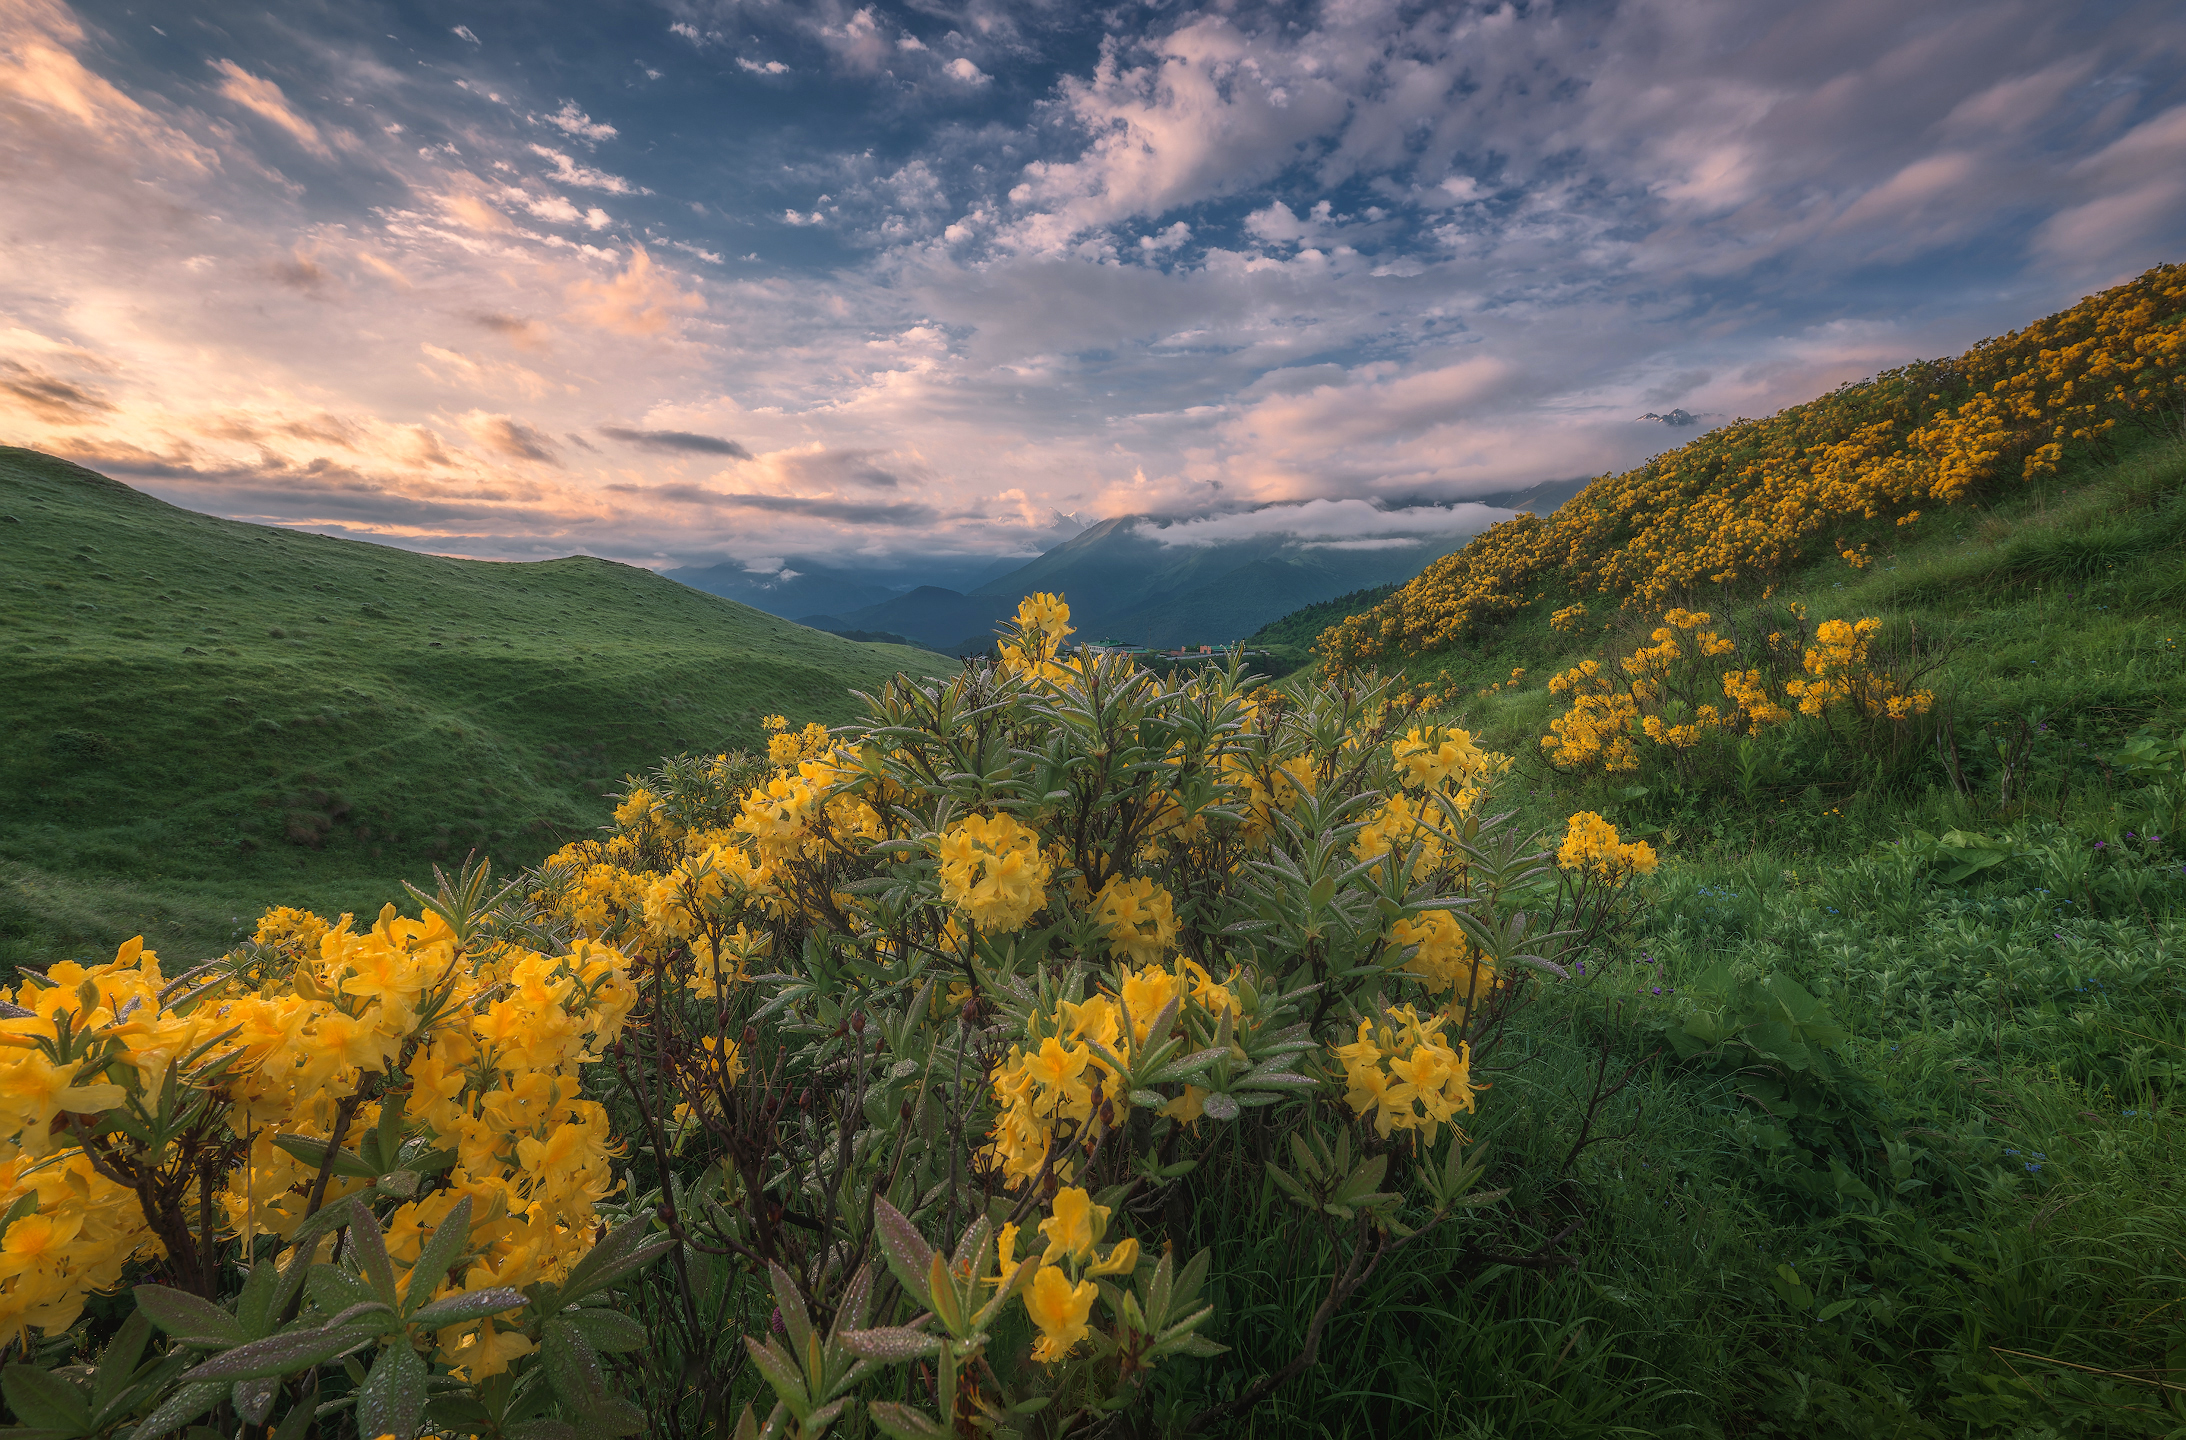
0, 267, 2181, 1440
0, 446, 944, 967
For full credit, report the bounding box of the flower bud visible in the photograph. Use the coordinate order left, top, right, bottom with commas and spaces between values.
851, 1011, 866, 1034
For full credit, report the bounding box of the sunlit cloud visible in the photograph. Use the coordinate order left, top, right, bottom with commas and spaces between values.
0, 0, 2179, 577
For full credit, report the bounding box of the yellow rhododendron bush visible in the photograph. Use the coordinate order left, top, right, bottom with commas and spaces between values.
0, 867, 664, 1440
1541, 601, 1936, 788
1322, 262, 2186, 669
520, 594, 1643, 1437
0, 593, 1645, 1439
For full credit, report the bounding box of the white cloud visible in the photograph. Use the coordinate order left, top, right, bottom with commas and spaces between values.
945, 57, 988, 85
529, 144, 638, 194
1141, 498, 1512, 548
452, 25, 480, 45
737, 58, 790, 76
542, 100, 616, 143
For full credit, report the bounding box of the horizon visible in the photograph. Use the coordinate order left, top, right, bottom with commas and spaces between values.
3, 0, 2183, 582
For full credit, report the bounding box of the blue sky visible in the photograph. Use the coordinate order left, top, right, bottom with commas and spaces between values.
3, 0, 2183, 579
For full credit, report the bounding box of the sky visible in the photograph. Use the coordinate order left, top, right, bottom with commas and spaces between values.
3, 0, 2184, 581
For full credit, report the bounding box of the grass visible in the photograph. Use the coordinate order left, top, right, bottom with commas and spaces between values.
0, 446, 949, 967
1092, 437, 2186, 1436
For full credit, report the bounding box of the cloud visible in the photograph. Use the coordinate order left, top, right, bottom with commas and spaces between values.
945, 58, 989, 85
564, 247, 705, 336
542, 100, 616, 143
600, 426, 753, 458
452, 26, 480, 45
529, 144, 638, 193
459, 411, 561, 464
209, 59, 331, 159
8, 0, 2185, 579
1140, 497, 1512, 548
470, 312, 549, 349
0, 358, 115, 423
607, 483, 938, 525
0, 0, 214, 168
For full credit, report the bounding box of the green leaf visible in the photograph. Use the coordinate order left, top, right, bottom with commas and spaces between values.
178, 1325, 377, 1382
90, 1310, 154, 1413
558, 1219, 670, 1307
870, 1198, 935, 1307
356, 1341, 428, 1440
1816, 1298, 1857, 1323
269, 1134, 377, 1180
122, 1381, 226, 1440
741, 1338, 811, 1421
231, 1376, 279, 1428
1, 1366, 87, 1433
838, 1327, 940, 1363
401, 1195, 474, 1318
233, 1263, 279, 1340
345, 1198, 399, 1307
306, 1264, 375, 1317
543, 1316, 634, 1429
131, 1285, 246, 1347
564, 1308, 646, 1354
268, 1377, 318, 1440
405, 1288, 526, 1331
504, 1424, 582, 1440
766, 1262, 813, 1360
866, 1402, 947, 1439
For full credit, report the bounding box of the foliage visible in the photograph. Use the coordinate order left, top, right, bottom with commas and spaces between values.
0, 593, 1652, 1438
0, 861, 669, 1438
1322, 262, 2186, 667
532, 594, 1642, 1435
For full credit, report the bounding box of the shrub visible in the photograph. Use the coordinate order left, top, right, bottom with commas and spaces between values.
0, 594, 1646, 1437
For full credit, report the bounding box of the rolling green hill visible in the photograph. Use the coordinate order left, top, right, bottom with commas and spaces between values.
0, 447, 947, 966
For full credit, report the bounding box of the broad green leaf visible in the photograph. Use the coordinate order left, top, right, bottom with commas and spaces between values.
0, 1366, 87, 1433
177, 1325, 376, 1382
356, 1340, 428, 1440
131, 1285, 246, 1347
405, 1288, 526, 1331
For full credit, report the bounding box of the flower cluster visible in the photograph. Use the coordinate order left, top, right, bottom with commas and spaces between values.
1557, 812, 1659, 878
1321, 264, 2186, 667
1543, 608, 1930, 774
1334, 1006, 1477, 1144
0, 897, 636, 1374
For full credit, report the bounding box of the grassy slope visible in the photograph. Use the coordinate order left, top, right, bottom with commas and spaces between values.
1245, 583, 1397, 649
0, 447, 947, 966
1183, 439, 2186, 1436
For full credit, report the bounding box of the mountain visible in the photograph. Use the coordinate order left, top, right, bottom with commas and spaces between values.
792, 490, 1599, 651
799, 586, 1013, 652
805, 510, 1512, 650
0, 446, 946, 966
663, 558, 900, 619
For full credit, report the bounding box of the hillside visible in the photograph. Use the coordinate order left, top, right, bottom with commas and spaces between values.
1326, 263, 2186, 667
1245, 584, 1397, 649
0, 447, 945, 966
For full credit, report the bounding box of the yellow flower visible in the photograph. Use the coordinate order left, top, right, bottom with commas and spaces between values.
1023, 1264, 1097, 1363
1038, 1186, 1110, 1264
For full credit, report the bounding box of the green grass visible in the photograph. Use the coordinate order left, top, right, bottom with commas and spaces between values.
1113, 437, 2186, 1437
0, 447, 949, 967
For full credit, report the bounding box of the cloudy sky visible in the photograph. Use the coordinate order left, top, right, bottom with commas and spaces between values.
3, 0, 2183, 577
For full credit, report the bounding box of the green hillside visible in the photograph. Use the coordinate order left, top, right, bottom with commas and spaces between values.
0, 447, 946, 966
1246, 583, 1397, 648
